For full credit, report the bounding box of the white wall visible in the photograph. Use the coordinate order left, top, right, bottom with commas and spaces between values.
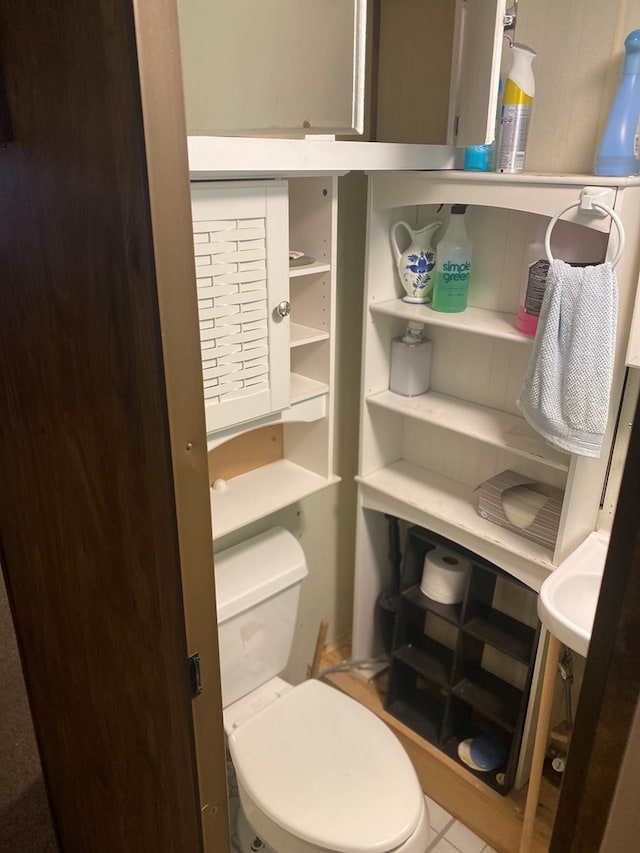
518, 0, 640, 174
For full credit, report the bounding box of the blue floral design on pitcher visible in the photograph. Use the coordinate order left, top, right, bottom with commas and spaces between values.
405, 250, 435, 292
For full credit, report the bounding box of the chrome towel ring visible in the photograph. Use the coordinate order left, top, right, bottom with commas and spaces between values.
544, 200, 625, 268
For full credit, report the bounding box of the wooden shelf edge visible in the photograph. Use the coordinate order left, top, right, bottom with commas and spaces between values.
370, 300, 531, 344
289, 261, 331, 278
367, 390, 569, 473
211, 461, 340, 539
356, 469, 554, 592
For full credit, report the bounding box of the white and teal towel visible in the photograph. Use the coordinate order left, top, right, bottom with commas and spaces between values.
517, 259, 618, 458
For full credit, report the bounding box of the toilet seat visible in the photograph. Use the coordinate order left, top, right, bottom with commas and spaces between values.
228, 679, 426, 853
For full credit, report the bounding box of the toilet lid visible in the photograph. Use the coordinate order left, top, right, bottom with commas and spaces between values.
228, 679, 424, 853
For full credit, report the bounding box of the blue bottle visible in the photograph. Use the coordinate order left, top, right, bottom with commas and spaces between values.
595, 30, 640, 176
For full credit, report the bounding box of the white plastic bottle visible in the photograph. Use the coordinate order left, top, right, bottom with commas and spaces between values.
496, 44, 537, 173
516, 220, 604, 336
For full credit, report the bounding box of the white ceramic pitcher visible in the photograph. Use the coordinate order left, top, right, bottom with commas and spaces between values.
390, 220, 441, 303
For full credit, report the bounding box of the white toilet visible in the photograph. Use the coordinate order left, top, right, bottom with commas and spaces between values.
215, 527, 431, 853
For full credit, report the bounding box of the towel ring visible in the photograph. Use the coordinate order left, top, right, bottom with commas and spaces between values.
544, 200, 625, 268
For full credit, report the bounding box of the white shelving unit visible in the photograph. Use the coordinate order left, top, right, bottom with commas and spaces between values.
192, 175, 340, 540
353, 171, 640, 662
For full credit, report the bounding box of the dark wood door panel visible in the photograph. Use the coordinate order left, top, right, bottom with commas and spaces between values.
0, 2, 204, 850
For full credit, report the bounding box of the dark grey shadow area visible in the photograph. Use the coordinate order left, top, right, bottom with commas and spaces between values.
0, 574, 58, 852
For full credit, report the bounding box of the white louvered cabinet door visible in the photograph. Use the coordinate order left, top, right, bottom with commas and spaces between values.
190, 182, 290, 433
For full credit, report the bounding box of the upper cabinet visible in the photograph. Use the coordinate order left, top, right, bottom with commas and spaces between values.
178, 0, 367, 136
179, 0, 507, 157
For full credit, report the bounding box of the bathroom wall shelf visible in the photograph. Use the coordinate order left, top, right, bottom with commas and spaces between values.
290, 323, 330, 348
357, 464, 556, 591
370, 300, 530, 343
289, 373, 329, 404
385, 525, 540, 795
367, 390, 569, 472
289, 261, 331, 278
353, 173, 640, 711
192, 174, 339, 540
210, 459, 340, 539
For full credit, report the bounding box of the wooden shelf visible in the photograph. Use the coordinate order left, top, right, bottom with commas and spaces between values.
452, 669, 523, 734
187, 136, 458, 179
385, 527, 540, 795
206, 393, 327, 450
290, 322, 330, 348
289, 261, 331, 278
402, 584, 462, 626
367, 390, 569, 472
210, 459, 339, 539
463, 607, 537, 665
357, 461, 555, 591
393, 639, 454, 689
290, 372, 329, 404
385, 697, 444, 745
370, 300, 533, 343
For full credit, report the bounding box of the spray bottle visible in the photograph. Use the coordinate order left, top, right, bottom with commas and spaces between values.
496, 44, 536, 173
431, 206, 472, 313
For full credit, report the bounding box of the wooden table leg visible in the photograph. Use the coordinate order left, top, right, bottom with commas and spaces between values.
519, 632, 562, 853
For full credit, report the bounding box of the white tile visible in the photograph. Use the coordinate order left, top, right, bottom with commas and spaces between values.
444, 820, 487, 853
426, 796, 455, 833
429, 839, 460, 853
425, 827, 439, 848
482, 846, 499, 853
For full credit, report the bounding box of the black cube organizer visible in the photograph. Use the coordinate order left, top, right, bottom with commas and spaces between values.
384, 526, 541, 795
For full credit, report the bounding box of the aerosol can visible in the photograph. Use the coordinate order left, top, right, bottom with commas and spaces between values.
496, 43, 536, 173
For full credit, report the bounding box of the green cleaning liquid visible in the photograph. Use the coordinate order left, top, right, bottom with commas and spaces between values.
431, 205, 472, 313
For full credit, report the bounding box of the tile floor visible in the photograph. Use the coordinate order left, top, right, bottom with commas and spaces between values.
425, 795, 497, 853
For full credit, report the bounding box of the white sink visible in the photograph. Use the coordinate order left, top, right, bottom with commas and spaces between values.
537, 531, 609, 657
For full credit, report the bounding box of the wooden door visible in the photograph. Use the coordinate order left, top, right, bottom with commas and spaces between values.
0, 2, 229, 852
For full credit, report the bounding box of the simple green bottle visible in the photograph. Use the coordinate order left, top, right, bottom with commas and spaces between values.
431, 205, 472, 313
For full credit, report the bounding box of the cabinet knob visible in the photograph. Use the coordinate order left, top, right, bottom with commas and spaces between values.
274, 300, 291, 319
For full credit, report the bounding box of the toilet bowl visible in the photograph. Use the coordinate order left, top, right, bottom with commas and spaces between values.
216, 528, 431, 853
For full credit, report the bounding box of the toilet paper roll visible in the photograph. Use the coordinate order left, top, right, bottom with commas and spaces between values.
420, 547, 470, 604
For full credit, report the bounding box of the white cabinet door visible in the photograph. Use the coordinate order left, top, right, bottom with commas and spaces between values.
178, 0, 366, 136
448, 0, 506, 146
191, 182, 290, 433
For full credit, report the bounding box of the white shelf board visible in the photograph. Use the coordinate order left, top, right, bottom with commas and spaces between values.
187, 136, 458, 178
289, 261, 331, 278
370, 170, 640, 227
290, 322, 330, 348
370, 299, 532, 343
290, 372, 329, 404
356, 460, 555, 590
211, 459, 340, 538
206, 393, 327, 450
367, 390, 569, 472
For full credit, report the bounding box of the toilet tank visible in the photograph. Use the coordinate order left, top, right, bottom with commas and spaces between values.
214, 527, 308, 708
